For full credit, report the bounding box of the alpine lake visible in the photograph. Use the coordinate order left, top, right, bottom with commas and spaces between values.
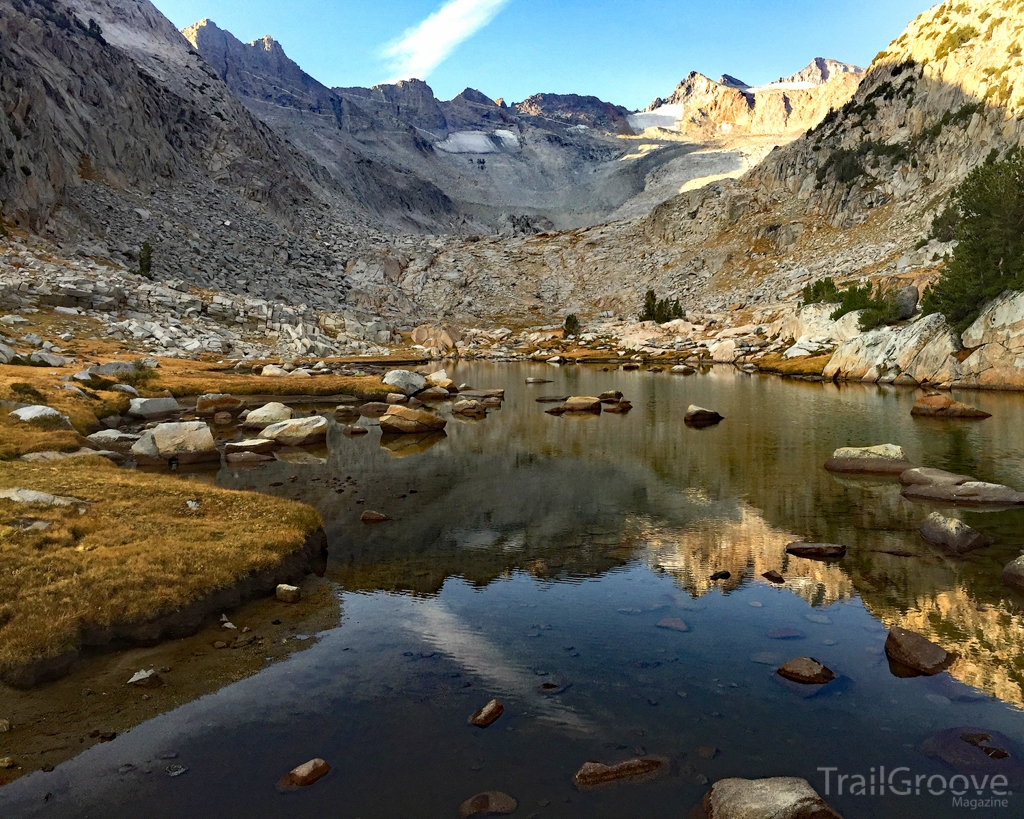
3, 362, 1024, 819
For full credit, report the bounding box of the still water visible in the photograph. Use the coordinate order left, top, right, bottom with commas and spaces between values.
4, 363, 1024, 818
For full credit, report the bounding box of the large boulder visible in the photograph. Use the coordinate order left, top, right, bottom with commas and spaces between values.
895, 285, 919, 320
262, 416, 329, 447
564, 396, 602, 413
884, 627, 955, 675
902, 481, 1024, 506
919, 512, 991, 555
196, 394, 245, 416
89, 361, 136, 378
242, 402, 292, 429
1002, 557, 1024, 595
86, 429, 141, 453
825, 444, 911, 474
131, 422, 219, 465
911, 394, 991, 419
382, 370, 427, 396
685, 405, 724, 427
700, 777, 842, 819
128, 397, 180, 419
379, 406, 447, 434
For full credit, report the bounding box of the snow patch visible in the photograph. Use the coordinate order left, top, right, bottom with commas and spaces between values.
745, 81, 818, 94
435, 131, 500, 154
628, 105, 684, 133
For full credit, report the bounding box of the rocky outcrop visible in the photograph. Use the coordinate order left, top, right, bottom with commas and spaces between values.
131, 421, 220, 465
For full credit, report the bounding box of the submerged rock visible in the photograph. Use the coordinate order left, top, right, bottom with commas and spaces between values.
656, 617, 690, 632
1002, 557, 1024, 595
604, 400, 633, 414
468, 699, 504, 728
458, 791, 518, 818
900, 467, 973, 487
685, 405, 724, 427
777, 658, 835, 685
902, 481, 1024, 506
573, 756, 670, 790
825, 444, 911, 474
919, 512, 991, 555
911, 394, 991, 419
710, 570, 732, 581
379, 405, 447, 434
786, 543, 846, 560
277, 758, 330, 791
762, 570, 785, 584
884, 627, 955, 676
359, 402, 391, 419
920, 728, 1024, 786
699, 777, 842, 819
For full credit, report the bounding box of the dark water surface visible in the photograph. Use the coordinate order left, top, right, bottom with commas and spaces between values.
4, 364, 1024, 818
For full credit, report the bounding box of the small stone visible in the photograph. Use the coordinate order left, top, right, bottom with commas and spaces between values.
469, 699, 504, 728
127, 669, 163, 688
762, 570, 785, 584
458, 791, 518, 818
767, 628, 805, 640
885, 627, 956, 676
777, 657, 835, 685
277, 758, 331, 791
573, 756, 670, 790
276, 584, 301, 604
0, 719, 9, 733
361, 510, 389, 523
685, 405, 724, 427
166, 765, 188, 778
0, 757, 15, 769
213, 641, 228, 649
343, 424, 369, 437
697, 746, 718, 759
710, 571, 731, 581
786, 543, 846, 559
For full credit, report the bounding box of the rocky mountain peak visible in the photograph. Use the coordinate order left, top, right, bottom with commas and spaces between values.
776, 57, 864, 86
718, 74, 750, 90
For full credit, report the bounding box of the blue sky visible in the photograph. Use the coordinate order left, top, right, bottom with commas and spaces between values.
153, 0, 936, 109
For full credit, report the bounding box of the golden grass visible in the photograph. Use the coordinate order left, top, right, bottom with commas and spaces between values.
142, 364, 390, 399
755, 353, 833, 377
0, 368, 131, 433
0, 459, 322, 672
0, 413, 84, 461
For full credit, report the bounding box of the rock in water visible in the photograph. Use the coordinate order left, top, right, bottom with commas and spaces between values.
563, 396, 603, 413
382, 369, 427, 396
700, 777, 842, 819
671, 365, 696, 375
468, 699, 504, 728
777, 658, 835, 685
884, 627, 955, 675
824, 444, 911, 474
458, 792, 518, 818
1002, 557, 1024, 594
277, 758, 331, 791
710, 570, 731, 581
911, 394, 991, 419
656, 617, 690, 632
131, 422, 220, 465
786, 543, 846, 559
195, 394, 245, 416
573, 756, 670, 790
225, 439, 276, 456
242, 402, 292, 429
900, 467, 974, 487
452, 399, 486, 418
685, 405, 724, 427
128, 397, 180, 419
276, 584, 301, 603
902, 481, 1024, 506
604, 400, 633, 413
360, 511, 389, 523
599, 391, 623, 402
920, 728, 1024, 786
359, 402, 391, 419
379, 405, 447, 434
919, 512, 991, 555
262, 416, 329, 447
762, 570, 785, 584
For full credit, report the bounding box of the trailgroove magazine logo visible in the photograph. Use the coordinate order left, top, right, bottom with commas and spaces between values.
818, 766, 1013, 809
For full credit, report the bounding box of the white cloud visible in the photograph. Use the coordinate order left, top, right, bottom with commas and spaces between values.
382, 0, 511, 82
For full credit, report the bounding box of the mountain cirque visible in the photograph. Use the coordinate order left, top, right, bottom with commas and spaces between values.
1, 0, 1024, 389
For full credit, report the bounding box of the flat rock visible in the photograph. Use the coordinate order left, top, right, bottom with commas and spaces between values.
920, 728, 1024, 786
884, 627, 955, 676
671, 365, 696, 375
224, 439, 276, 455
762, 570, 785, 584
900, 467, 974, 487
564, 396, 602, 413
911, 394, 991, 419
417, 386, 450, 401
786, 543, 846, 560
458, 791, 518, 818
128, 397, 180, 419
902, 481, 1024, 506
262, 416, 328, 447
573, 756, 670, 791
604, 400, 633, 413
526, 378, 552, 384
452, 399, 486, 418
599, 391, 624, 402
343, 425, 369, 437
131, 422, 220, 465
225, 451, 274, 464
10, 405, 71, 427
699, 777, 842, 819
685, 405, 724, 427
0, 488, 86, 507
919, 512, 991, 555
468, 699, 504, 728
536, 395, 570, 404
825, 444, 911, 474
277, 758, 330, 791
361, 510, 389, 523
359, 402, 391, 419
777, 657, 835, 685
379, 405, 447, 434
242, 402, 292, 429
